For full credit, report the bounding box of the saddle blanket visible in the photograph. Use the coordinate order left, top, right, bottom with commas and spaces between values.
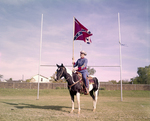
89, 78, 94, 84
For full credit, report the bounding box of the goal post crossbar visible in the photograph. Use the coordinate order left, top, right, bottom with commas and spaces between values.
40, 65, 120, 68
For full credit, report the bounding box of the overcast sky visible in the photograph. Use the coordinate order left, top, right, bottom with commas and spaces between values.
0, 0, 149, 82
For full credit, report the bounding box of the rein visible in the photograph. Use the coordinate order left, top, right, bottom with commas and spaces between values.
57, 67, 81, 90
68, 72, 82, 90
68, 80, 80, 90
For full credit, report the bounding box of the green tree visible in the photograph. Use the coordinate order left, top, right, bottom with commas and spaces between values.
87, 67, 96, 75
130, 77, 138, 84
109, 80, 117, 84
26, 79, 31, 83
118, 79, 130, 84
130, 65, 150, 84
9, 78, 12, 81
0, 74, 3, 81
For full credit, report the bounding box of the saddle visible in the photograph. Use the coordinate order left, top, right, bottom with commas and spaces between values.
75, 71, 94, 94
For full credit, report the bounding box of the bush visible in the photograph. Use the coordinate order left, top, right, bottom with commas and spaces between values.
56, 87, 61, 89
100, 87, 105, 90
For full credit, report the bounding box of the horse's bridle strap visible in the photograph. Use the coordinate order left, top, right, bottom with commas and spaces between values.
57, 67, 64, 80
57, 67, 80, 89
68, 80, 80, 89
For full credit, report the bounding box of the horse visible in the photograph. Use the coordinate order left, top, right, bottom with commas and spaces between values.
54, 64, 99, 114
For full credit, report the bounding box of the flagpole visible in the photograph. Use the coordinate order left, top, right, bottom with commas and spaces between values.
72, 17, 75, 63
118, 13, 123, 102
72, 17, 75, 83
37, 14, 43, 100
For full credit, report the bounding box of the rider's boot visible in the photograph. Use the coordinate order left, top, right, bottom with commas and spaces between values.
84, 87, 89, 95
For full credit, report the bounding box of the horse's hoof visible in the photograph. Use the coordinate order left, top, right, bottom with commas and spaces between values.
70, 110, 74, 114
93, 109, 96, 112
78, 111, 80, 115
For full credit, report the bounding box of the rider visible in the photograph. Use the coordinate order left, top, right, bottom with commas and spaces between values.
73, 50, 89, 95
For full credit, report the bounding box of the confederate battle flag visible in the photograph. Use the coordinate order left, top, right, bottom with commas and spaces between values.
73, 17, 93, 44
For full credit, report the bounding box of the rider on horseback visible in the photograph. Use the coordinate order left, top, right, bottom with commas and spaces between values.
73, 50, 89, 95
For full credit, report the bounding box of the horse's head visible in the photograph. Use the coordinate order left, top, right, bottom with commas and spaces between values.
55, 63, 67, 81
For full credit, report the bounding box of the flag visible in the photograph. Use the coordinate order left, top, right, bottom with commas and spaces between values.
73, 17, 93, 44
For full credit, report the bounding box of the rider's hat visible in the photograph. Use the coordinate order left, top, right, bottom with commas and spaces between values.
80, 50, 87, 56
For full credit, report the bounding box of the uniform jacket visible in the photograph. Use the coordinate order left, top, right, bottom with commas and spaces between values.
74, 57, 88, 73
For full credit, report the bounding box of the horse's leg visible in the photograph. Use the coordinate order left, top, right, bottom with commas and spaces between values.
93, 90, 98, 112
76, 92, 80, 114
90, 90, 96, 112
70, 93, 74, 113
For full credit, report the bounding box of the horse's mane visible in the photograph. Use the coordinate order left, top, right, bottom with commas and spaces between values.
66, 67, 73, 75
66, 67, 79, 82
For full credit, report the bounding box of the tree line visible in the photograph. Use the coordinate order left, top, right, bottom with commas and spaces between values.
0, 65, 150, 84
130, 65, 150, 84
109, 65, 150, 84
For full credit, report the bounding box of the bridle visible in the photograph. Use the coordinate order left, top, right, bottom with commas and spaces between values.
56, 67, 80, 90
56, 67, 65, 80
57, 67, 72, 82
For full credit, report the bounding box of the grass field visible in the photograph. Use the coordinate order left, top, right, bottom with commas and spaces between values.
0, 88, 149, 121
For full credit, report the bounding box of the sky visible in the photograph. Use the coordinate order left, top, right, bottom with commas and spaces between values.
0, 0, 149, 82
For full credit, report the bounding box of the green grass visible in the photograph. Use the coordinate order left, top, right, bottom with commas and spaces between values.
99, 90, 150, 97
0, 88, 70, 96
0, 88, 149, 98
0, 88, 150, 121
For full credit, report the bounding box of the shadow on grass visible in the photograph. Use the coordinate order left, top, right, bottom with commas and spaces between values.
3, 101, 92, 112
2, 102, 71, 112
